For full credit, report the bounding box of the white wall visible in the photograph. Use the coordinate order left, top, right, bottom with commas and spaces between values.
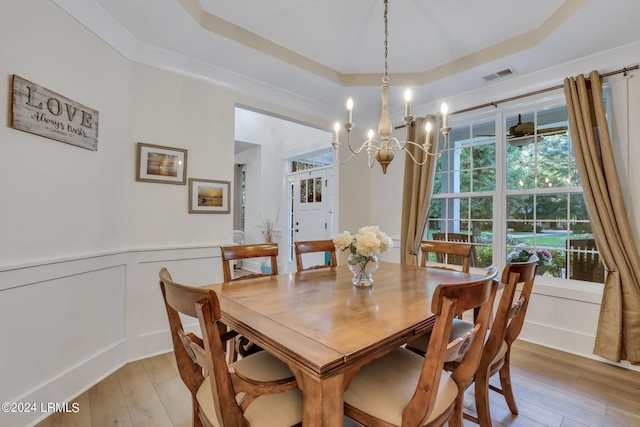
0, 2, 130, 267
0, 2, 130, 426
126, 64, 236, 248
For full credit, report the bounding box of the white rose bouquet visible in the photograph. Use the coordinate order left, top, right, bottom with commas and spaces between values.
334, 226, 393, 286
333, 226, 393, 264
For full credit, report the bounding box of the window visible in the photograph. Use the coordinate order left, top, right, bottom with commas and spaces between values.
426, 99, 604, 283
428, 119, 496, 268
290, 151, 332, 172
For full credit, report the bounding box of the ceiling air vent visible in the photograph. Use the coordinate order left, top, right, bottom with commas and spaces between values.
483, 68, 515, 82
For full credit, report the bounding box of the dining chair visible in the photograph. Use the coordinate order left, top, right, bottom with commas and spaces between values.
466, 260, 537, 425
432, 232, 478, 267
219, 243, 279, 282
567, 238, 605, 282
158, 267, 302, 427
220, 243, 279, 362
407, 260, 538, 426
294, 239, 337, 271
420, 240, 475, 273
343, 266, 499, 427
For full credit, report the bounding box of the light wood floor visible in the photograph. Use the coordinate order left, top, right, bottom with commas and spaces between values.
35, 340, 640, 427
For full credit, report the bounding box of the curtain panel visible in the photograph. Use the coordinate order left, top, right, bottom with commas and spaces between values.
564, 70, 640, 364
400, 115, 438, 265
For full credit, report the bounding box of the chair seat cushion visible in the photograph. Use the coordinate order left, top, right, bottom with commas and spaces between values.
197, 351, 302, 427
408, 318, 475, 355
197, 377, 302, 427
344, 348, 458, 426
425, 262, 464, 272
231, 350, 294, 381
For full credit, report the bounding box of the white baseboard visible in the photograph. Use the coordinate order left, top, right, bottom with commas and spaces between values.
2, 340, 126, 427
520, 320, 640, 372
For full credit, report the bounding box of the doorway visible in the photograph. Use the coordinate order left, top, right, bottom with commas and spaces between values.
234, 107, 334, 273
285, 153, 333, 271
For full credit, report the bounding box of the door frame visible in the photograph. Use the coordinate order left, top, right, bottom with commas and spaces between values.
285, 165, 333, 272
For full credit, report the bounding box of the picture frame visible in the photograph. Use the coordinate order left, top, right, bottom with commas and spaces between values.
189, 178, 231, 214
136, 142, 187, 185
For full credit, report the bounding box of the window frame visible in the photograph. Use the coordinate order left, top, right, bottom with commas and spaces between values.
427, 92, 606, 288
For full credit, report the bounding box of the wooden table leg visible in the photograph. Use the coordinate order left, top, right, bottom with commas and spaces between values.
291, 368, 344, 426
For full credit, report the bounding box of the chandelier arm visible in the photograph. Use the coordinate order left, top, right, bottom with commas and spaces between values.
403, 140, 430, 151
419, 133, 449, 156
345, 132, 362, 155
335, 136, 384, 164
404, 146, 430, 165
333, 149, 358, 165
387, 137, 403, 150
367, 151, 376, 169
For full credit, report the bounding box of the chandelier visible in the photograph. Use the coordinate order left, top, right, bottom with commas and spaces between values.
331, 0, 451, 174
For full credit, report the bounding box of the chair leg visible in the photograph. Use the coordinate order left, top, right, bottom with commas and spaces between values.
473, 370, 492, 427
193, 402, 205, 427
448, 391, 465, 427
227, 338, 239, 364
498, 353, 518, 415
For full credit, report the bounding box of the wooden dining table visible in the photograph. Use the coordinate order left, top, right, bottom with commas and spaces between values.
205, 261, 484, 426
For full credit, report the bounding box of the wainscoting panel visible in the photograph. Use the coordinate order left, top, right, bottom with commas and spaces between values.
0, 254, 127, 427
0, 245, 227, 427
124, 246, 225, 361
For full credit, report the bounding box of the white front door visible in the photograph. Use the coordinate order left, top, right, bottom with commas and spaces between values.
286, 168, 332, 271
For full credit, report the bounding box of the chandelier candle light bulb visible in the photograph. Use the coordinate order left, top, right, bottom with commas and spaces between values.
424, 121, 432, 146
404, 88, 412, 117
441, 102, 449, 128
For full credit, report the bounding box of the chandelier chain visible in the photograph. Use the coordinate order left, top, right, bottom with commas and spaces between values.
383, 0, 389, 83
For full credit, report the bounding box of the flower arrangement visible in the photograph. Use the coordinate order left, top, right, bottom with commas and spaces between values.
334, 226, 393, 286
506, 244, 553, 266
333, 226, 393, 258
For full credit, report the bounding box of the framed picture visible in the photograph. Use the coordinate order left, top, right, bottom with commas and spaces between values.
189, 178, 231, 214
136, 142, 187, 184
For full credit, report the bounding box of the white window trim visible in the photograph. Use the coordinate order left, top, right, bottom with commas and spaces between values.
444, 91, 610, 301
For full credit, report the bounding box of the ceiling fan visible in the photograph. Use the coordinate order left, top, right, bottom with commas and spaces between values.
507, 114, 541, 148
507, 113, 568, 147
478, 114, 568, 147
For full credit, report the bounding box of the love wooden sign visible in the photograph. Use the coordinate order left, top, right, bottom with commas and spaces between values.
11, 75, 99, 151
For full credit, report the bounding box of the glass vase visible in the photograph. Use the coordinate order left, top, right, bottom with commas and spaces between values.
347, 254, 379, 287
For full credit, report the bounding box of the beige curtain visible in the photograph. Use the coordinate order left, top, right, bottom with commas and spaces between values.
400, 115, 438, 265
564, 71, 640, 364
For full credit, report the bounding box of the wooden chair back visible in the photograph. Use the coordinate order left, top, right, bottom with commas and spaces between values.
219, 243, 279, 282
432, 232, 478, 267
567, 238, 605, 282
402, 266, 499, 426
159, 267, 241, 426
294, 239, 337, 271
463, 259, 538, 425
159, 267, 299, 426
420, 240, 474, 273
486, 260, 537, 368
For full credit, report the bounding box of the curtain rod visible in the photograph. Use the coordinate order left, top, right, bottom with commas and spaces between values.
450, 64, 639, 116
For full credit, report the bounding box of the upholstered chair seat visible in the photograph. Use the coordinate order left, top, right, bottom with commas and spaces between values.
196, 351, 302, 427
343, 349, 458, 425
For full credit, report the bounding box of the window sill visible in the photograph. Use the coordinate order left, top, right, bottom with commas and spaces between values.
529, 275, 603, 304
